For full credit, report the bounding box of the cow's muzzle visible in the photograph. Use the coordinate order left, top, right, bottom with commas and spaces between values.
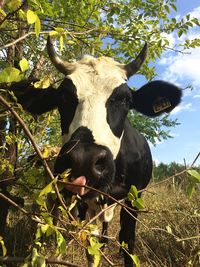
54, 140, 115, 197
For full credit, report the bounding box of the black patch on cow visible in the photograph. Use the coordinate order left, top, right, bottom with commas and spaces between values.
57, 78, 78, 135
131, 80, 182, 117
10, 79, 60, 114
106, 84, 132, 137
70, 126, 95, 143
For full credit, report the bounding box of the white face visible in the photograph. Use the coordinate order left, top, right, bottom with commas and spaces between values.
62, 55, 127, 159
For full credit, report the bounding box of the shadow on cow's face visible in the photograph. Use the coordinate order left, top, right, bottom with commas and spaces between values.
54, 127, 116, 198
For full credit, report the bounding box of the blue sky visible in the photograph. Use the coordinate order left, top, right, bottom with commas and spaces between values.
131, 0, 200, 166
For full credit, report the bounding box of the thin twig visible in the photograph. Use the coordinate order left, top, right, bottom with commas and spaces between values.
58, 181, 151, 214
191, 152, 200, 167
176, 235, 200, 242
0, 193, 28, 215
0, 31, 47, 50
99, 249, 114, 266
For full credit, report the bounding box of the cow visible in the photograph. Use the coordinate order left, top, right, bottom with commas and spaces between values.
11, 36, 182, 266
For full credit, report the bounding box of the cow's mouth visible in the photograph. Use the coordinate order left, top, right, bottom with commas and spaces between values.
64, 176, 91, 196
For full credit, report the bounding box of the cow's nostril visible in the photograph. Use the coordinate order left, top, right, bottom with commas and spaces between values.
95, 157, 106, 173
93, 151, 108, 174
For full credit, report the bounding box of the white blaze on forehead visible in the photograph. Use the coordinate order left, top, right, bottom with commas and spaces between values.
62, 55, 127, 159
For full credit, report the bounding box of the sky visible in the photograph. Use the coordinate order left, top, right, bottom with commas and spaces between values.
131, 0, 200, 166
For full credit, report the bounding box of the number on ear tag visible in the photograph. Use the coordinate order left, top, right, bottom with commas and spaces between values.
153, 97, 171, 113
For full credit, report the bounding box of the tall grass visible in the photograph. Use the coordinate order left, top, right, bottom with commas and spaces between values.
135, 184, 200, 267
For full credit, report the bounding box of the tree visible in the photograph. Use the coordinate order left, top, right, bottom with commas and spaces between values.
0, 0, 200, 266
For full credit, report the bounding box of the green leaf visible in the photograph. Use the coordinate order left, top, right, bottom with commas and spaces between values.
0, 67, 23, 83
6, 0, 21, 11
31, 248, 46, 267
0, 238, 7, 256
54, 27, 65, 34
49, 30, 59, 36
170, 3, 177, 12
27, 10, 37, 24
187, 169, 200, 183
19, 58, 29, 72
178, 30, 184, 38
35, 226, 42, 240
164, 5, 170, 14
41, 146, 50, 158
87, 237, 104, 267
34, 77, 51, 89
41, 224, 49, 234
131, 254, 140, 267
56, 231, 66, 255
171, 18, 176, 24
19, 9, 26, 20
36, 180, 56, 210
60, 169, 71, 182
128, 185, 138, 200
192, 18, 200, 26
39, 180, 54, 197
187, 183, 195, 199
135, 198, 144, 209
59, 35, 64, 51
66, 40, 75, 45
121, 241, 128, 249
35, 16, 41, 37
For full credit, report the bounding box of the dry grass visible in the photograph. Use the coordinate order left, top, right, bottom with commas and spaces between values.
51, 184, 200, 267
3, 184, 200, 267
134, 184, 200, 267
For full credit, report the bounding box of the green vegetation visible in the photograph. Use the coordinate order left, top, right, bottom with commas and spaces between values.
0, 0, 200, 266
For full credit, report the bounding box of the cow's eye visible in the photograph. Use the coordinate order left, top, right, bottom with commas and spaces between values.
121, 97, 128, 105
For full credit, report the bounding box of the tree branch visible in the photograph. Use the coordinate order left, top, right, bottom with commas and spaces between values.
0, 0, 28, 27
0, 95, 72, 218
0, 256, 83, 267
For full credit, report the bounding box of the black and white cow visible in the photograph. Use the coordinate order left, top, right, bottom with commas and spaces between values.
11, 36, 182, 266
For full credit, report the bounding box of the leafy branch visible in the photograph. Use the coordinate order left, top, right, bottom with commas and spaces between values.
0, 94, 70, 216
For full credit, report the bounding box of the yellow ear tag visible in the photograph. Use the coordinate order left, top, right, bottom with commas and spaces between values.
153, 97, 172, 113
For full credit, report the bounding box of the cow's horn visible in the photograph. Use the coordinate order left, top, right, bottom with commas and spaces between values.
124, 42, 148, 78
46, 35, 74, 75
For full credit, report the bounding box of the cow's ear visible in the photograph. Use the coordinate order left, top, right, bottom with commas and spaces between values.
131, 80, 182, 117
10, 79, 59, 115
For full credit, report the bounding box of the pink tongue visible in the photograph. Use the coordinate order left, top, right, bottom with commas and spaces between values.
65, 176, 90, 196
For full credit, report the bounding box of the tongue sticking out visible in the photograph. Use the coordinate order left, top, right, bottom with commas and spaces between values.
64, 176, 90, 196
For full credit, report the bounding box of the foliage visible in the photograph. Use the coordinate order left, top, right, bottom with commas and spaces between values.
153, 161, 185, 182
0, 0, 200, 266
128, 185, 144, 210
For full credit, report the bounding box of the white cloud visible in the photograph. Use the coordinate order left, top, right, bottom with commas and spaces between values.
171, 102, 193, 115
159, 46, 200, 89
158, 5, 200, 90
194, 94, 200, 98
170, 132, 180, 138
190, 6, 200, 20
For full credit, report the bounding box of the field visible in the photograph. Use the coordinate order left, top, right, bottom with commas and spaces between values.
3, 183, 200, 267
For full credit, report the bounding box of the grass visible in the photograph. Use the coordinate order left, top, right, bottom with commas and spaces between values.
2, 184, 200, 267
135, 184, 200, 267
